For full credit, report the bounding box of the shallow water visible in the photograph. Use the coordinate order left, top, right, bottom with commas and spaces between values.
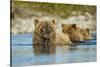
11, 34, 96, 67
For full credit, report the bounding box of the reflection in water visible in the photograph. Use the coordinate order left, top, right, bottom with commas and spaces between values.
32, 44, 80, 65
33, 44, 56, 56
33, 44, 56, 65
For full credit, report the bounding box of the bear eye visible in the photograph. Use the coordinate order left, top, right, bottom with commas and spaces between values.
49, 26, 52, 29
40, 26, 45, 32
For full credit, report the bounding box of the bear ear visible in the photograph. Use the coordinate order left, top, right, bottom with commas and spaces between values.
34, 18, 39, 25
62, 24, 65, 27
51, 19, 55, 25
71, 24, 77, 29
86, 28, 90, 34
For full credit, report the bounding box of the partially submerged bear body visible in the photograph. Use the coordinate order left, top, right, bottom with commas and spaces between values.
33, 18, 56, 46
55, 29, 72, 45
77, 28, 92, 40
62, 24, 84, 42
33, 18, 72, 46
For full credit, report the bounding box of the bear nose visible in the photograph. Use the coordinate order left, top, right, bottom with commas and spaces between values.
46, 28, 51, 34
46, 30, 50, 34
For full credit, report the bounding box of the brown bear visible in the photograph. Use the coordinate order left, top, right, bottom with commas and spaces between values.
78, 28, 92, 40
55, 29, 72, 45
33, 18, 72, 46
33, 18, 56, 46
62, 24, 84, 42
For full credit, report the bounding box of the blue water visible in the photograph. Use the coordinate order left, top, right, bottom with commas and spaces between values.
11, 34, 96, 67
